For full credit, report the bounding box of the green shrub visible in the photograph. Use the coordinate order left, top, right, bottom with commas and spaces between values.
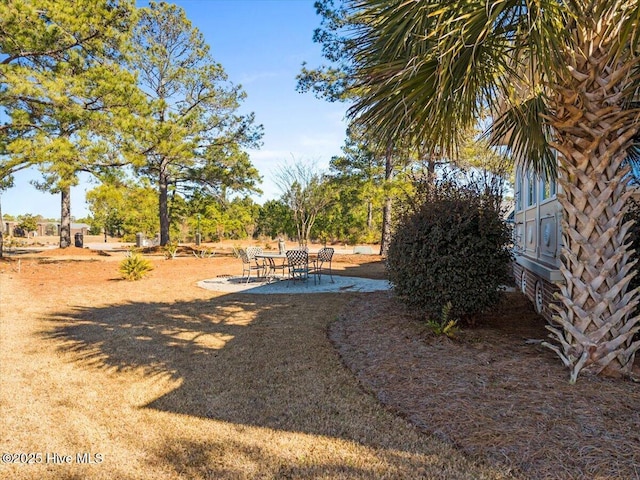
426, 302, 460, 337
193, 247, 215, 258
164, 242, 179, 259
387, 178, 512, 322
625, 198, 640, 292
119, 254, 154, 281
623, 197, 640, 326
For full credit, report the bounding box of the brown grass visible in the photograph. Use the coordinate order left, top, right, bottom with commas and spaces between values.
2, 246, 639, 479
0, 250, 507, 479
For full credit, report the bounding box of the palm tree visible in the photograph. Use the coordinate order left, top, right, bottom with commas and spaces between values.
347, 0, 640, 382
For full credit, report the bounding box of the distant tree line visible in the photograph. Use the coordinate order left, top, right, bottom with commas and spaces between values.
1, 0, 511, 255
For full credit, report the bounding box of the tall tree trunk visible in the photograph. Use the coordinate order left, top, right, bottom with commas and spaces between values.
426, 155, 437, 193
380, 199, 392, 255
59, 187, 71, 248
367, 200, 373, 230
542, 18, 640, 381
159, 168, 170, 246
294, 211, 303, 246
379, 147, 394, 256
304, 212, 317, 246
300, 215, 309, 247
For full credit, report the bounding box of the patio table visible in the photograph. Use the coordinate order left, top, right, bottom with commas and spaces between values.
256, 251, 319, 283
255, 252, 287, 282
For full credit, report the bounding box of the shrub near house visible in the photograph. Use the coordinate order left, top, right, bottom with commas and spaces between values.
386, 179, 512, 324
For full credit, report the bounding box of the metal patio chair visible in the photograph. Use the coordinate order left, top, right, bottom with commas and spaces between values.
286, 249, 311, 286
238, 248, 263, 284
313, 247, 335, 283
246, 246, 266, 277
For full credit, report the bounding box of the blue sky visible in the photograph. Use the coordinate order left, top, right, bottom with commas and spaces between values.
3, 0, 349, 219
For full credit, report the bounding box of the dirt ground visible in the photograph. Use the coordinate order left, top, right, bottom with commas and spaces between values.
1, 244, 639, 479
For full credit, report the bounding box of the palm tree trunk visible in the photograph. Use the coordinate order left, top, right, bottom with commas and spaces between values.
542, 23, 640, 381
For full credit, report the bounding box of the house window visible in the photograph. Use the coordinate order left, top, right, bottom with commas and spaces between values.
515, 172, 523, 211
527, 173, 537, 207
541, 178, 556, 200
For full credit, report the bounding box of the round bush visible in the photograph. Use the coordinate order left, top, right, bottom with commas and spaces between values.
119, 253, 154, 281
387, 181, 512, 321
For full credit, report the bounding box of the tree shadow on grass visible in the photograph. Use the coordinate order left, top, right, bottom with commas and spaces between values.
40, 293, 421, 448
37, 290, 507, 478
148, 436, 441, 480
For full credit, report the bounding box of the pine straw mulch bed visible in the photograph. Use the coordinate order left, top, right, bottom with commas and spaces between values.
330, 291, 640, 480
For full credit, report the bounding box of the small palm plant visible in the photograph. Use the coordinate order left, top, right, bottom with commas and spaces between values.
426, 302, 459, 339
119, 254, 153, 281
164, 242, 179, 260
193, 247, 215, 258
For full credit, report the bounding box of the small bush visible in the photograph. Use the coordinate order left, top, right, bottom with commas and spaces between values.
625, 198, 640, 293
164, 242, 179, 259
426, 302, 460, 337
624, 197, 640, 325
193, 247, 215, 258
119, 254, 154, 281
387, 178, 512, 321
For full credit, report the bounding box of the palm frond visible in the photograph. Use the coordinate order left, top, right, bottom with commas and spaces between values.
603, 0, 640, 57
488, 93, 556, 180
348, 0, 557, 159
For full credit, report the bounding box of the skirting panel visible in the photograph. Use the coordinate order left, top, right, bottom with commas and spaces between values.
513, 262, 561, 322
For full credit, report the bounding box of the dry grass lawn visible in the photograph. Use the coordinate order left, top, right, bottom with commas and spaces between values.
0, 246, 508, 480
3, 243, 640, 479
